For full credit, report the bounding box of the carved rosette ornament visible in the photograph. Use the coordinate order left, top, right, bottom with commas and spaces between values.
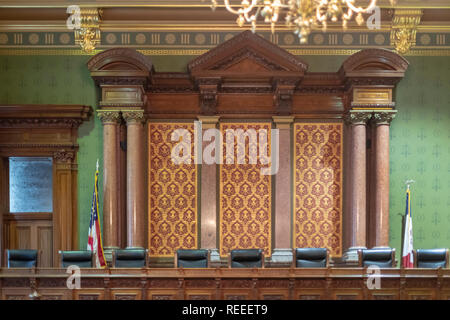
122, 110, 145, 124
344, 111, 372, 125
97, 110, 121, 124
372, 111, 397, 125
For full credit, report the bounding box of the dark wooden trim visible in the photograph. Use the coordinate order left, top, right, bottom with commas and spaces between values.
3, 213, 52, 221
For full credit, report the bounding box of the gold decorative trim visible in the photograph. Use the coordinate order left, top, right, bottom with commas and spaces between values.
73, 8, 102, 53
353, 88, 392, 104
390, 9, 423, 55
1, 48, 450, 56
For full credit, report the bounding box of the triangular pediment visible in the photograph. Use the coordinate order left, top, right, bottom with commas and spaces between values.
188, 31, 308, 79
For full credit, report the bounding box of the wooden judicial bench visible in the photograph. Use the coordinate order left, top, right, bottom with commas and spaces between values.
1, 268, 450, 300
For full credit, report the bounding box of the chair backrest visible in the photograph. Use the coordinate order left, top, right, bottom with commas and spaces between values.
358, 248, 395, 268
7, 249, 38, 268
175, 249, 209, 268
113, 248, 148, 268
293, 248, 329, 268
414, 248, 449, 268
229, 249, 264, 268
60, 250, 93, 268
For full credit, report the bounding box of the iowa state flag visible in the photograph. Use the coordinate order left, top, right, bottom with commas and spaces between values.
402, 186, 414, 268
87, 161, 107, 268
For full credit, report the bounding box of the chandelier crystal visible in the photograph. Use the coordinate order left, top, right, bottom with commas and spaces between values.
211, 0, 395, 44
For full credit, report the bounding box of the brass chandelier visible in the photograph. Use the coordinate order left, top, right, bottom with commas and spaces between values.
210, 0, 395, 43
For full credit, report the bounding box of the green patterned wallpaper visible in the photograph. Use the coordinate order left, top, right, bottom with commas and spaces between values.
0, 54, 448, 256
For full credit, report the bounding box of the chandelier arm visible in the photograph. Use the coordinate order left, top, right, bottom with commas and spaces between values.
345, 0, 377, 13
342, 7, 354, 20
224, 0, 259, 15
316, 1, 328, 22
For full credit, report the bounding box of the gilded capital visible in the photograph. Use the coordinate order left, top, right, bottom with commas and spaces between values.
372, 111, 397, 125
97, 110, 121, 124
344, 111, 372, 125
122, 110, 145, 124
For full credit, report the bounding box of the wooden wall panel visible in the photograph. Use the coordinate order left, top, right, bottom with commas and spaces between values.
38, 226, 53, 268
148, 122, 198, 257
293, 123, 343, 256
16, 226, 31, 249
219, 123, 272, 257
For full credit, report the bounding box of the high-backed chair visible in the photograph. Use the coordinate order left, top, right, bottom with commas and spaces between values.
175, 249, 209, 268
113, 248, 148, 268
6, 249, 38, 268
59, 250, 94, 268
229, 249, 264, 268
293, 248, 329, 268
358, 248, 396, 268
414, 249, 449, 268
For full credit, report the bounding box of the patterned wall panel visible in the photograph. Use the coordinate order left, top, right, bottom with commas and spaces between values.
293, 123, 343, 256
148, 122, 198, 257
219, 123, 272, 257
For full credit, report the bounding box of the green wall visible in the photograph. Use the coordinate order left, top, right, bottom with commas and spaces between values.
0, 53, 449, 256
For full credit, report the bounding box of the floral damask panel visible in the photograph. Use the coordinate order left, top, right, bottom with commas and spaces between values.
148, 123, 198, 257
219, 123, 272, 257
293, 123, 343, 256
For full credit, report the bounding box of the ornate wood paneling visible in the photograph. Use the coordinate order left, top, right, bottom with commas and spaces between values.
293, 123, 343, 256
219, 122, 272, 257
1, 268, 450, 300
0, 104, 92, 267
148, 122, 198, 257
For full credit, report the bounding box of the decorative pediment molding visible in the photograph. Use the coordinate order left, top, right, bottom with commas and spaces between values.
87, 48, 154, 86
188, 31, 308, 78
340, 48, 409, 79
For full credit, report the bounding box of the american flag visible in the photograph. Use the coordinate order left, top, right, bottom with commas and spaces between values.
87, 160, 106, 268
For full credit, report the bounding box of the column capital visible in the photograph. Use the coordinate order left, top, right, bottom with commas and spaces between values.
122, 110, 145, 124
53, 149, 75, 164
272, 116, 294, 129
372, 110, 397, 125
344, 111, 372, 125
97, 110, 121, 124
197, 116, 220, 129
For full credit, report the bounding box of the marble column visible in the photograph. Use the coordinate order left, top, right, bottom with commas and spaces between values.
345, 111, 372, 254
97, 110, 121, 259
122, 110, 146, 248
372, 111, 396, 248
271, 116, 294, 266
197, 116, 221, 263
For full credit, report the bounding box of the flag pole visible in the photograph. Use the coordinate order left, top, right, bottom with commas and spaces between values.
402, 179, 415, 268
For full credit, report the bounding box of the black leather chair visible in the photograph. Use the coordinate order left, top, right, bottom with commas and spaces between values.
113, 248, 148, 268
358, 248, 395, 268
59, 250, 94, 268
229, 249, 264, 268
414, 249, 449, 268
293, 248, 329, 268
175, 249, 209, 268
6, 249, 38, 268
